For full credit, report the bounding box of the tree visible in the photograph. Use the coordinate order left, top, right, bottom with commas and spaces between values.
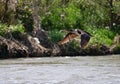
1, 0, 18, 26
31, 0, 50, 48
32, 0, 41, 36
109, 0, 114, 29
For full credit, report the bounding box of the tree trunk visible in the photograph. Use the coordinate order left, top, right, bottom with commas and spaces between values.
109, 0, 113, 29
32, 0, 50, 48
32, 0, 47, 37
1, 0, 9, 23
32, 0, 41, 35
1, 0, 17, 26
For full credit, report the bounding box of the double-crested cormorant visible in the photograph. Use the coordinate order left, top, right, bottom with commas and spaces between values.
59, 29, 91, 49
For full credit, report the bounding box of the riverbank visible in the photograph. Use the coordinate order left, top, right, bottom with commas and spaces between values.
0, 0, 120, 59
0, 32, 120, 59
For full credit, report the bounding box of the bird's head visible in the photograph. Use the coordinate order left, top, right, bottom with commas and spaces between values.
76, 29, 81, 34
71, 29, 81, 34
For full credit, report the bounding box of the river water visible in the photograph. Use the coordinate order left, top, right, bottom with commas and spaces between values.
0, 55, 120, 84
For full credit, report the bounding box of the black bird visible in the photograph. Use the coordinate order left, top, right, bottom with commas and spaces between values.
59, 29, 91, 49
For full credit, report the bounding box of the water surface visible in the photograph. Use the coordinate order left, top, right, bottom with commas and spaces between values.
0, 55, 120, 84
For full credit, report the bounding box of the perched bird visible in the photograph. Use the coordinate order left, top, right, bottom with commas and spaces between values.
58, 29, 91, 49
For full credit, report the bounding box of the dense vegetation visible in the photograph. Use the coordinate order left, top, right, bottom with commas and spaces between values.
0, 0, 120, 56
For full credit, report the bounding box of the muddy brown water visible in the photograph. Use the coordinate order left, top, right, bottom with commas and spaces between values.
0, 55, 120, 84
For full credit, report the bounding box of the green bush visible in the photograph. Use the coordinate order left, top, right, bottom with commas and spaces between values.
84, 26, 115, 46
16, 8, 34, 32
9, 24, 25, 33
0, 24, 7, 36
41, 0, 110, 31
48, 29, 65, 43
0, 24, 25, 36
41, 2, 82, 30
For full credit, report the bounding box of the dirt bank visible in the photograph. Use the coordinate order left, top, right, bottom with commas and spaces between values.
0, 33, 119, 59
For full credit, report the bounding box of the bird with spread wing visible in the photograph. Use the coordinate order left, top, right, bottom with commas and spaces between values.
58, 29, 92, 49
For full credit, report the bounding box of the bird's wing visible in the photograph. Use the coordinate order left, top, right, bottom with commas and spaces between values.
80, 33, 91, 49
59, 32, 79, 45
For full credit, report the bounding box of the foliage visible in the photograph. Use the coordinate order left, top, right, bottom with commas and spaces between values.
48, 29, 65, 43
84, 26, 115, 46
9, 24, 25, 33
16, 8, 33, 32
0, 24, 25, 36
41, 0, 120, 32
1, 0, 120, 31
0, 24, 7, 36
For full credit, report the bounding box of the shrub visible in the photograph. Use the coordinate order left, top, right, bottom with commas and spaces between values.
0, 24, 7, 36
48, 29, 65, 43
84, 26, 115, 46
0, 24, 25, 36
